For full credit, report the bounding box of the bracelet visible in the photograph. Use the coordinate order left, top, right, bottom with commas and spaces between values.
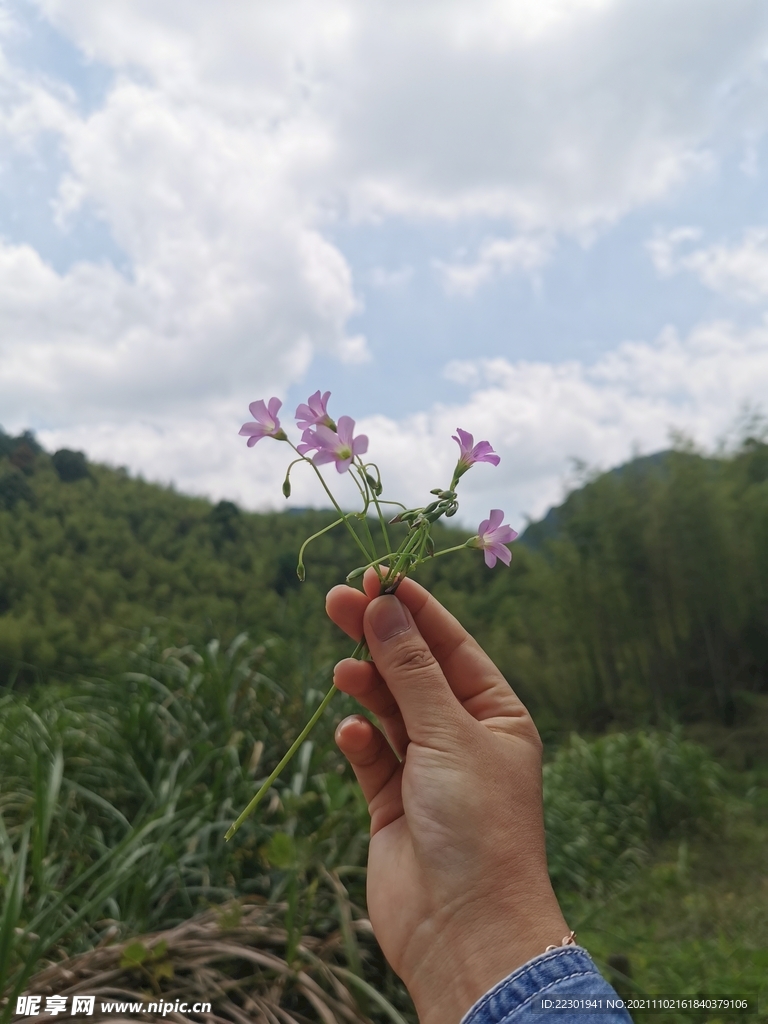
545, 930, 577, 952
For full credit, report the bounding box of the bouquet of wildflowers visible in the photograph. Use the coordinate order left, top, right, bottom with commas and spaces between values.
225, 391, 517, 839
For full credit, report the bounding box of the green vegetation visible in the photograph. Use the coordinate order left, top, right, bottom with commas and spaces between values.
1, 426, 767, 735
3, 639, 763, 1021
1, 425, 766, 1020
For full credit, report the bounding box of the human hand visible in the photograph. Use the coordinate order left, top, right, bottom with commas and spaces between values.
326, 570, 570, 1024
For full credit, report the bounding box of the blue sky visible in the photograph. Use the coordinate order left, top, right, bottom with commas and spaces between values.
2, 0, 768, 527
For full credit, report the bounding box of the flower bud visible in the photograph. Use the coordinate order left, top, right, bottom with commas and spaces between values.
296, 561, 306, 582
346, 565, 368, 582
365, 472, 383, 496
390, 509, 420, 525
282, 476, 291, 498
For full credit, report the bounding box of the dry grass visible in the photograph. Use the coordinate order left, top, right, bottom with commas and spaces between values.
13, 899, 403, 1024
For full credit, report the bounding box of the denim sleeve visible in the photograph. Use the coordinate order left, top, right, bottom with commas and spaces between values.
460, 947, 633, 1024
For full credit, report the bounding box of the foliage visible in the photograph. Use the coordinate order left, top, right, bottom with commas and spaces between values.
414, 435, 768, 732
0, 424, 765, 1019
1, 428, 768, 735
544, 730, 724, 895
50, 450, 90, 483
562, 780, 768, 1022
0, 633, 390, 1020
0, 622, 735, 1020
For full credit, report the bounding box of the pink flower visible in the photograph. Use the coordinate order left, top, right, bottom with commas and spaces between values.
473, 509, 518, 568
239, 398, 286, 446
452, 428, 500, 481
295, 390, 335, 431
298, 415, 368, 473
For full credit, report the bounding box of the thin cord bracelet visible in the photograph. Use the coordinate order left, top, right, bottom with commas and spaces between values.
545, 930, 577, 952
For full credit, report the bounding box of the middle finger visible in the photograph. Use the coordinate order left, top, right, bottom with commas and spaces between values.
334, 657, 410, 757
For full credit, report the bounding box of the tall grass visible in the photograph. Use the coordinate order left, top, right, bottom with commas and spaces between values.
0, 632, 375, 1020
1, 634, 731, 1021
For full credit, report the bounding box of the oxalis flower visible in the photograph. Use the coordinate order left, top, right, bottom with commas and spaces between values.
298, 415, 368, 473
295, 390, 336, 432
239, 398, 287, 446
229, 391, 515, 841
470, 509, 518, 568
452, 428, 500, 484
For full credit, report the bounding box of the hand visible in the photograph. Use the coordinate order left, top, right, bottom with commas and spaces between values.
326, 570, 569, 1024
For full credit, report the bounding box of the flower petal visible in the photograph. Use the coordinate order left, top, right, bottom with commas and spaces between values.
248, 399, 269, 423
267, 397, 282, 422
336, 415, 355, 445
488, 508, 505, 531
313, 423, 338, 447
352, 434, 369, 457
497, 526, 519, 545
493, 543, 513, 566
453, 428, 474, 453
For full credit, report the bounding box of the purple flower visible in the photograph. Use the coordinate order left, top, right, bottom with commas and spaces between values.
473, 509, 518, 568
295, 390, 336, 431
451, 428, 500, 483
239, 397, 287, 446
298, 415, 368, 473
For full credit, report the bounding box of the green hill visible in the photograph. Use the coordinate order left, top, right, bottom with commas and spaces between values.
1, 427, 767, 737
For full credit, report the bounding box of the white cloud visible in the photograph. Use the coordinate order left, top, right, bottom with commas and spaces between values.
3, 0, 768, 528
39, 317, 768, 536
27, 0, 768, 233
649, 225, 768, 302
358, 318, 768, 527
0, 71, 362, 428
436, 234, 552, 296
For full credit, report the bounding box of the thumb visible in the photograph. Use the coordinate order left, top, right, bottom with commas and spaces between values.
364, 595, 466, 747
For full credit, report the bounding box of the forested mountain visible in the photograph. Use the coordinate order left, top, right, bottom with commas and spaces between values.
1, 426, 767, 731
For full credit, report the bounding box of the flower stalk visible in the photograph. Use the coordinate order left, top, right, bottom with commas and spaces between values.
226, 393, 517, 838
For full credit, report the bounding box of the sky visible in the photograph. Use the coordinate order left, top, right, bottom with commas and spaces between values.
2, 0, 768, 529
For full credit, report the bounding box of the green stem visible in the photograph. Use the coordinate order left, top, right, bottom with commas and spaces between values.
426, 541, 474, 559
287, 442, 373, 566
225, 684, 337, 840
297, 517, 345, 576
226, 636, 369, 840
350, 466, 384, 581
382, 526, 426, 589
359, 459, 391, 554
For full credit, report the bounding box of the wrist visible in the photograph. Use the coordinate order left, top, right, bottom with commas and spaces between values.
407, 884, 568, 1024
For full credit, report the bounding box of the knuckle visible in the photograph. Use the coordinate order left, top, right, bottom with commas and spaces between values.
390, 642, 437, 677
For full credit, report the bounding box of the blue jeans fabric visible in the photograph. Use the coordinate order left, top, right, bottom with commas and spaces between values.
460, 947, 633, 1024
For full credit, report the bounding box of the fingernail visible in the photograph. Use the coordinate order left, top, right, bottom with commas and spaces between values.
369, 596, 409, 641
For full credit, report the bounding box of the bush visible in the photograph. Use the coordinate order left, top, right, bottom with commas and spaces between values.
544, 730, 723, 894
